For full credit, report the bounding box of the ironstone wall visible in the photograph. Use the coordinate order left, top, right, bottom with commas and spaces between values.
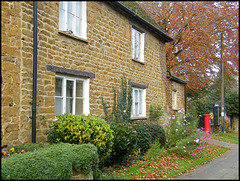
1, 1, 185, 147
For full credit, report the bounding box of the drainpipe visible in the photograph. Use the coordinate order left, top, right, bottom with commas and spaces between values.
32, 1, 37, 143
184, 83, 187, 115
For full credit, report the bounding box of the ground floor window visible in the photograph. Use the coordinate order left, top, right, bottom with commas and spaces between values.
55, 74, 89, 116
172, 89, 177, 110
131, 87, 146, 117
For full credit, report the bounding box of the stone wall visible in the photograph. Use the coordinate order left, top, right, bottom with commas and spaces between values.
166, 78, 186, 116
1, 1, 183, 147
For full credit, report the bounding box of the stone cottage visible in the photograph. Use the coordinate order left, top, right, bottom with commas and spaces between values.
1, 1, 186, 147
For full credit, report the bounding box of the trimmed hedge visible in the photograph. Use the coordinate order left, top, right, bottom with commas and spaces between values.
1, 142, 99, 180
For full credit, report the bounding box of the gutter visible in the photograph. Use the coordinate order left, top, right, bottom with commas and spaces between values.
104, 1, 174, 42
32, 1, 37, 143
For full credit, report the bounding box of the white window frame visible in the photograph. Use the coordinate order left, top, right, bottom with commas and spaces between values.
172, 89, 177, 110
131, 87, 146, 117
55, 74, 89, 117
59, 1, 87, 39
131, 27, 145, 62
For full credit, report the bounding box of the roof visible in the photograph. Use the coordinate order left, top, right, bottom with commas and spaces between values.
167, 70, 187, 85
104, 1, 174, 43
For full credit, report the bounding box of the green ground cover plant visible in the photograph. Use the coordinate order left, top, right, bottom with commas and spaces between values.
109, 143, 229, 180
211, 132, 239, 144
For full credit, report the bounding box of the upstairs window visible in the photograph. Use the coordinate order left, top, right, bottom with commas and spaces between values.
59, 1, 87, 39
131, 27, 145, 62
55, 75, 89, 116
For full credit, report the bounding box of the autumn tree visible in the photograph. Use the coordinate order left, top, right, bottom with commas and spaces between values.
138, 1, 239, 94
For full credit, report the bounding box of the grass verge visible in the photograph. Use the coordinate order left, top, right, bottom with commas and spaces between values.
101, 143, 230, 180
211, 132, 239, 144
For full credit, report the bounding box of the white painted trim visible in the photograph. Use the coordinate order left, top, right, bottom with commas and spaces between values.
55, 74, 89, 116
131, 87, 146, 117
59, 1, 87, 39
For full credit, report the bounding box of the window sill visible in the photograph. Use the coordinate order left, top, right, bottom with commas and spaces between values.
132, 58, 145, 65
58, 30, 88, 44
131, 116, 148, 120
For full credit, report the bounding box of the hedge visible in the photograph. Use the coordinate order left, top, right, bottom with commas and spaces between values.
1, 142, 99, 180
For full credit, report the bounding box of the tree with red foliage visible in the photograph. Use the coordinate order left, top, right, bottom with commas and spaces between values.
139, 1, 239, 94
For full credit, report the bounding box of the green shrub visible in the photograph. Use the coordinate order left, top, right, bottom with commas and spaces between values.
45, 113, 114, 164
12, 142, 50, 152
105, 122, 137, 166
145, 123, 166, 147
102, 73, 132, 123
149, 102, 163, 122
1, 143, 99, 180
71, 143, 99, 175
146, 139, 167, 159
130, 120, 152, 155
130, 120, 166, 155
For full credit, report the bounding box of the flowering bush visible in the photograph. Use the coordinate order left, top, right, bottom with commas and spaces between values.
165, 109, 211, 156
1, 147, 25, 158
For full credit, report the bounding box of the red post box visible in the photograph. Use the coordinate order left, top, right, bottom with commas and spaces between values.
203, 114, 211, 133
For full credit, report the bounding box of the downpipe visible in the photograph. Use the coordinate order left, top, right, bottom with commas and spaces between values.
32, 1, 37, 143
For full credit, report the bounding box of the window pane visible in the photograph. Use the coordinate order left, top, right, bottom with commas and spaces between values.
55, 98, 63, 116
67, 2, 74, 32
135, 31, 141, 60
55, 77, 62, 96
172, 92, 175, 108
66, 98, 73, 113
135, 90, 138, 116
131, 28, 135, 58
67, 13, 74, 32
76, 2, 81, 18
139, 90, 142, 115
75, 17, 80, 36
66, 80, 73, 97
75, 98, 83, 115
76, 80, 83, 97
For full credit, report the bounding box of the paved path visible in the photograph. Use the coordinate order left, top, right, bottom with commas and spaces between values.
174, 139, 239, 180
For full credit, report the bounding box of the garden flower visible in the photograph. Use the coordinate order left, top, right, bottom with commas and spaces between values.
166, 123, 169, 126
176, 129, 178, 132
33, 149, 37, 152
9, 148, 14, 153
197, 129, 201, 132
183, 146, 186, 149
194, 138, 199, 143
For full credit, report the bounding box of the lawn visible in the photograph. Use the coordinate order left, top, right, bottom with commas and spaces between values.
101, 143, 230, 180
211, 132, 239, 144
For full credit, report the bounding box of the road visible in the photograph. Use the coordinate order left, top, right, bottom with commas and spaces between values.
174, 139, 239, 180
